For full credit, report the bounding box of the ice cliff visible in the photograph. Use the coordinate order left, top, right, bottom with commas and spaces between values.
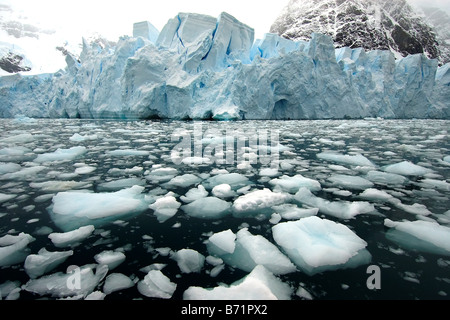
0, 11, 449, 120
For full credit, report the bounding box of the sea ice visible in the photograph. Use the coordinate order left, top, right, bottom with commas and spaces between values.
211, 184, 236, 198
272, 216, 371, 275
24, 248, 73, 279
97, 178, 145, 191
294, 187, 375, 219
49, 186, 149, 231
103, 273, 134, 294
149, 195, 181, 222
232, 188, 291, 218
48, 225, 95, 248
183, 265, 292, 300
385, 219, 450, 255
328, 174, 374, 190
171, 249, 205, 273
383, 161, 433, 176
108, 149, 150, 157
164, 173, 202, 188
0, 232, 35, 267
94, 250, 126, 270
202, 173, 250, 190
23, 264, 108, 299
317, 152, 376, 167
34, 146, 87, 163
272, 204, 319, 220
181, 197, 231, 219
180, 185, 208, 203
207, 228, 297, 275
269, 174, 321, 193
137, 270, 177, 299
365, 170, 408, 186
0, 193, 16, 203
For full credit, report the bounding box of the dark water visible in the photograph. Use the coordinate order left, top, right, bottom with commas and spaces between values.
0, 118, 449, 300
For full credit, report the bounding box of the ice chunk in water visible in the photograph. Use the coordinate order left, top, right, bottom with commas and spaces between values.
183, 265, 292, 300
202, 173, 250, 190
207, 228, 297, 275
181, 197, 231, 219
294, 187, 375, 219
358, 188, 395, 202
365, 170, 408, 186
212, 184, 236, 198
384, 219, 450, 255
328, 174, 374, 190
207, 229, 236, 255
0, 233, 35, 267
23, 264, 108, 299
383, 161, 433, 176
35, 146, 87, 163
24, 248, 73, 279
49, 186, 149, 231
0, 162, 21, 174
272, 204, 318, 220
232, 189, 292, 218
164, 174, 202, 188
180, 185, 208, 203
137, 270, 177, 299
269, 174, 321, 193
108, 149, 150, 157
272, 216, 371, 275
171, 249, 205, 273
97, 178, 145, 191
317, 152, 375, 167
103, 273, 134, 295
149, 195, 181, 222
48, 225, 95, 248
94, 250, 126, 270
0, 193, 16, 203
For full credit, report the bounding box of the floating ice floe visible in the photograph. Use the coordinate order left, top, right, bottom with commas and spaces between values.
164, 173, 202, 188
327, 174, 374, 190
207, 228, 297, 275
145, 167, 178, 183
383, 161, 433, 176
149, 195, 181, 222
49, 186, 149, 231
48, 225, 95, 248
30, 180, 91, 192
0, 165, 46, 181
0, 193, 16, 204
211, 184, 236, 198
180, 185, 208, 203
94, 250, 126, 270
272, 204, 319, 220
69, 133, 98, 142
24, 248, 73, 279
108, 149, 150, 157
317, 152, 376, 167
384, 219, 450, 255
365, 170, 408, 186
0, 146, 34, 162
0, 280, 21, 300
269, 174, 321, 193
97, 178, 145, 191
103, 273, 135, 295
202, 173, 251, 190
272, 216, 371, 275
0, 162, 21, 174
34, 146, 87, 163
183, 265, 292, 300
171, 249, 205, 274
0, 232, 35, 267
181, 197, 231, 219
232, 188, 292, 218
23, 264, 108, 299
137, 270, 177, 299
294, 188, 375, 219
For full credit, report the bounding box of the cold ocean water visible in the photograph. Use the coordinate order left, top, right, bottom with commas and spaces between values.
0, 118, 449, 300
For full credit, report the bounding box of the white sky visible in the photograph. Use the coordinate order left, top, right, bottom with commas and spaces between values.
4, 0, 291, 41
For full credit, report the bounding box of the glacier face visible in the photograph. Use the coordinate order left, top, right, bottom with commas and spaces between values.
0, 11, 449, 120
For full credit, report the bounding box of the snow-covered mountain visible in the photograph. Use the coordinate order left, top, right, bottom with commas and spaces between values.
270, 0, 446, 64
1, 11, 448, 120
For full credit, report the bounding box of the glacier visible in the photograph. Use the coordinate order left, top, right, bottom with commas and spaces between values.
0, 11, 449, 120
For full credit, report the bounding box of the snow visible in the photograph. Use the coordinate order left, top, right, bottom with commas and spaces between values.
272, 216, 371, 275
183, 265, 292, 300
385, 219, 450, 255
48, 225, 95, 248
171, 249, 205, 274
24, 248, 73, 279
137, 270, 177, 299
49, 186, 149, 231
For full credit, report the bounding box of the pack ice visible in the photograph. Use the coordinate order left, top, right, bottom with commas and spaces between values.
0, 11, 448, 120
